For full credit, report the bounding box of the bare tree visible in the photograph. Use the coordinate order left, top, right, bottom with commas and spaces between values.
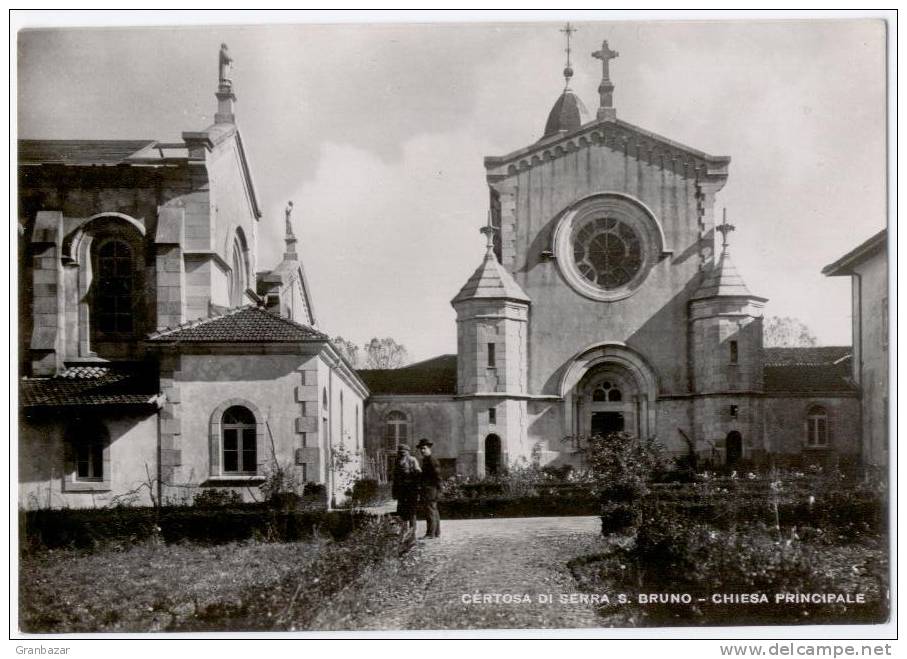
331, 336, 361, 368
763, 316, 818, 348
363, 337, 409, 369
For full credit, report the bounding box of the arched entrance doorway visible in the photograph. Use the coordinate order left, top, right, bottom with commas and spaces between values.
726, 431, 743, 466
485, 434, 502, 475
559, 343, 658, 440
574, 365, 642, 439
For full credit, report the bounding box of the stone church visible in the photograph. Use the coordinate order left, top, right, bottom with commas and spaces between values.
18, 46, 368, 509
17, 38, 870, 509
360, 36, 862, 478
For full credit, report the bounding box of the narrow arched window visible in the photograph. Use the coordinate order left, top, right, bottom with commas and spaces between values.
95, 239, 134, 335
806, 406, 829, 448
229, 234, 248, 306
384, 411, 408, 451
222, 406, 257, 473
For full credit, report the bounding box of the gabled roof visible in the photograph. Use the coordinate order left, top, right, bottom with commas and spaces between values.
822, 229, 887, 276
358, 354, 457, 396
18, 140, 157, 165
451, 250, 530, 305
147, 305, 328, 344
485, 115, 731, 182
763, 346, 855, 394
20, 366, 159, 409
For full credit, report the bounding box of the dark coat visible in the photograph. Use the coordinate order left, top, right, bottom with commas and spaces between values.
392, 454, 421, 501
420, 455, 442, 502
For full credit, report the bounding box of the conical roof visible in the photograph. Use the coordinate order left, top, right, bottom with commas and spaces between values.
542, 88, 588, 139
452, 250, 530, 305
692, 250, 764, 300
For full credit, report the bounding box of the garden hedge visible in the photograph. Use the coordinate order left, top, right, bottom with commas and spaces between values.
20, 506, 371, 551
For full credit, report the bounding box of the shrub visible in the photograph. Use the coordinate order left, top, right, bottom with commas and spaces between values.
576, 432, 663, 534
193, 488, 243, 508
303, 482, 327, 497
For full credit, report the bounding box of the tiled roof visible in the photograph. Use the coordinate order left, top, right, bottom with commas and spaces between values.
358, 354, 457, 395
452, 250, 530, 305
18, 140, 155, 165
763, 346, 855, 393
763, 346, 852, 366
20, 367, 159, 408
692, 250, 764, 300
147, 306, 329, 344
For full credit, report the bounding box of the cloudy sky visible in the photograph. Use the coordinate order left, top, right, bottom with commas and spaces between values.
17, 15, 887, 362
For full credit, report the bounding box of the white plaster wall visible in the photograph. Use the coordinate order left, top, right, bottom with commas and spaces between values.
19, 412, 158, 510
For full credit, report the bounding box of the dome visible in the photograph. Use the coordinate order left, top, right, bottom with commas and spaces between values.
542, 88, 588, 139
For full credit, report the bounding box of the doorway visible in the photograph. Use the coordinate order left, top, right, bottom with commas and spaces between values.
485, 434, 502, 475
591, 411, 624, 437
726, 431, 743, 466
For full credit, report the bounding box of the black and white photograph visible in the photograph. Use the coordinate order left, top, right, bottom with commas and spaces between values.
11, 11, 894, 642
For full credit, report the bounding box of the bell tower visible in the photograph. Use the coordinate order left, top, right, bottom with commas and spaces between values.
689, 210, 768, 464
451, 217, 531, 476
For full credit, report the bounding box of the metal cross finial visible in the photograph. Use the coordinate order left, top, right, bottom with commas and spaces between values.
716, 207, 736, 250
480, 211, 496, 253
285, 201, 295, 237
560, 23, 578, 85
592, 40, 619, 82
592, 39, 619, 115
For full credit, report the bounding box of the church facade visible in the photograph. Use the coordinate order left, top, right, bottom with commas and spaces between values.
18, 47, 368, 509
361, 38, 861, 478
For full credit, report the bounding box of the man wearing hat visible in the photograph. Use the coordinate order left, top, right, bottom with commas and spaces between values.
391, 444, 421, 531
416, 438, 441, 538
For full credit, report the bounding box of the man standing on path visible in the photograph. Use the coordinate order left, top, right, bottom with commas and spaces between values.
417, 438, 441, 538
391, 444, 420, 532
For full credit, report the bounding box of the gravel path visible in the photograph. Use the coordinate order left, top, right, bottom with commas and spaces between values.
314, 516, 612, 630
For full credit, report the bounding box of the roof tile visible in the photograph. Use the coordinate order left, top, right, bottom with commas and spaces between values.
19, 140, 156, 165
358, 355, 457, 395
147, 305, 328, 343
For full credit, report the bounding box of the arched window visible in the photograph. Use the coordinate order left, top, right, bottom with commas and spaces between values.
340, 391, 345, 446
229, 233, 248, 306
806, 406, 829, 448
222, 406, 257, 473
384, 411, 408, 451
592, 381, 622, 402
95, 239, 134, 335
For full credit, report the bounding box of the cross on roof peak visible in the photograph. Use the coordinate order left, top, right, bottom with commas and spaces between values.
716, 208, 736, 250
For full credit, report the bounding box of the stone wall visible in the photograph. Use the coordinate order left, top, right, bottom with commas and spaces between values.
487, 138, 720, 397
761, 395, 860, 467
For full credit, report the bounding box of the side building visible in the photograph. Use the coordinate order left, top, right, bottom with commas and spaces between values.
823, 230, 889, 471
18, 47, 368, 509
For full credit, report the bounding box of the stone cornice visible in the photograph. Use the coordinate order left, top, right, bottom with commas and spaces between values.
485, 117, 730, 183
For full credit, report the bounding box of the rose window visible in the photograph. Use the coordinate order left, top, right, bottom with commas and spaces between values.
572, 217, 643, 290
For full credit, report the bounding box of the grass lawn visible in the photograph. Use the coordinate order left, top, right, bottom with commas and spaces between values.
19, 517, 407, 633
